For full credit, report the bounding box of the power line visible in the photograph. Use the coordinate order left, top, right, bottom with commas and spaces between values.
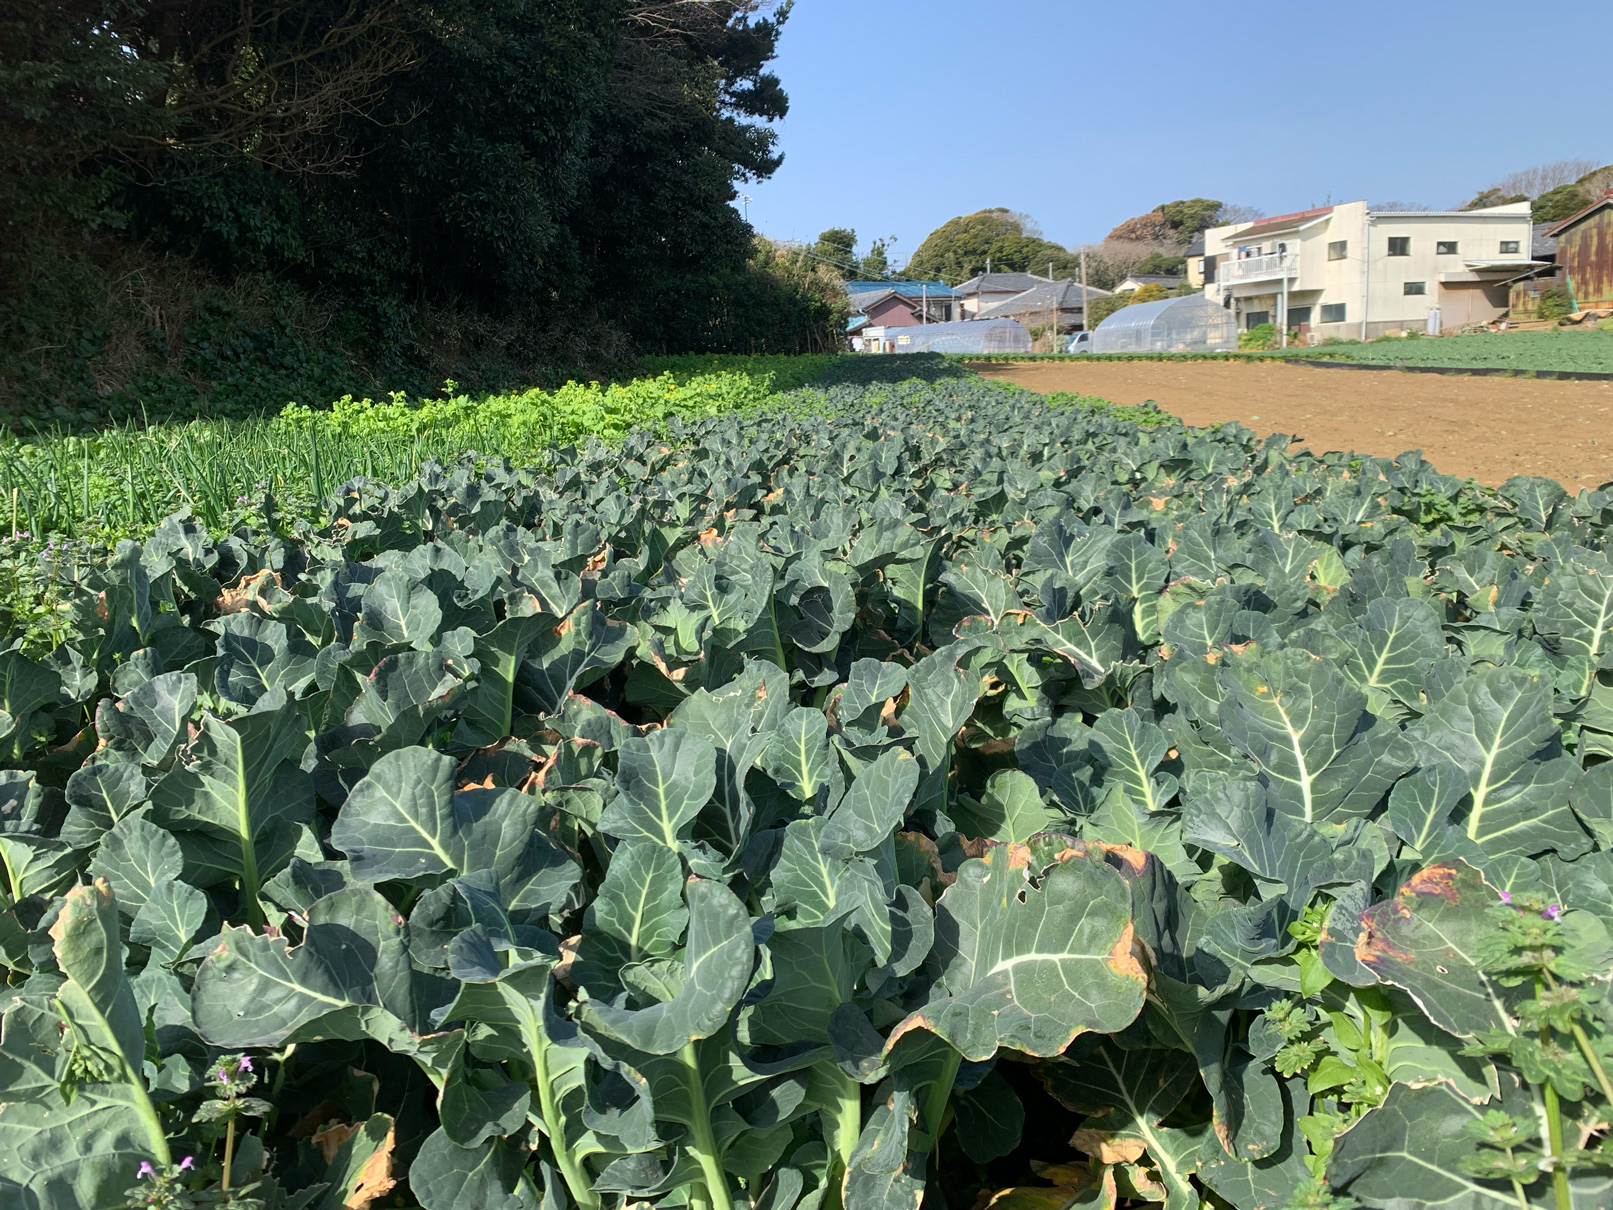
783, 242, 927, 282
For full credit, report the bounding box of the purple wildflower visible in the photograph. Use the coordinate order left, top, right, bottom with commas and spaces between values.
179, 1156, 194, 1171
217, 1067, 229, 1082
1543, 904, 1563, 921
1498, 890, 1512, 905
137, 1162, 155, 1180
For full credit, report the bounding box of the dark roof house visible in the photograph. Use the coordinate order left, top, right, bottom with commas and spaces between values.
954, 272, 1055, 316
953, 272, 1049, 297
976, 279, 1108, 326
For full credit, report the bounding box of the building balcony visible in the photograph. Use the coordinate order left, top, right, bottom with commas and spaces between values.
1218, 252, 1300, 285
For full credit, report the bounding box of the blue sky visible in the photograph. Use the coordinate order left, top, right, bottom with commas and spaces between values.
739, 0, 1612, 264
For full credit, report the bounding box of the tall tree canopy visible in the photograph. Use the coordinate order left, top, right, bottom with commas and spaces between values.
1106, 198, 1231, 245
1459, 159, 1613, 221
810, 228, 860, 277
904, 209, 1081, 285
2, 0, 829, 417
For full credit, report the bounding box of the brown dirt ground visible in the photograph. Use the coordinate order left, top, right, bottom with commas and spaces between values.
970, 360, 1613, 489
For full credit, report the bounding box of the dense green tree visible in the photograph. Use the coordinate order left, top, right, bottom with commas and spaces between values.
1532, 183, 1592, 224
1157, 198, 1224, 240
1084, 293, 1126, 328
1460, 187, 1529, 211
1105, 210, 1176, 244
2, 0, 821, 416
858, 238, 891, 279
904, 209, 1079, 285
1085, 280, 1172, 329
1108, 199, 1228, 246
1460, 160, 1611, 214
810, 227, 860, 277
1576, 163, 1613, 193
1133, 253, 1186, 276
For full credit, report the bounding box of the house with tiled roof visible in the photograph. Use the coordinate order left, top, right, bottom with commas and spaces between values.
953, 272, 1053, 318
975, 279, 1108, 329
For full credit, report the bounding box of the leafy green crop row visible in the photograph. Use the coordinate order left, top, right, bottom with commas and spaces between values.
0, 357, 966, 554
641, 354, 844, 393
4, 374, 1613, 1210
1301, 329, 1613, 373
947, 350, 1299, 365
955, 328, 1613, 373
0, 371, 779, 543
0, 361, 1131, 650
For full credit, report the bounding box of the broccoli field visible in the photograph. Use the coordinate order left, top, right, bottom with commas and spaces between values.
4, 368, 1613, 1210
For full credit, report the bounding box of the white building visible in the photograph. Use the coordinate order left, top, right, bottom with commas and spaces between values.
1199, 201, 1542, 341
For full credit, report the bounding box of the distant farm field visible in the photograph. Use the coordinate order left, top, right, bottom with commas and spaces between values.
1306, 328, 1613, 373
973, 358, 1613, 487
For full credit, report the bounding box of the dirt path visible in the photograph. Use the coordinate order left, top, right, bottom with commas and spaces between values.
971, 360, 1613, 489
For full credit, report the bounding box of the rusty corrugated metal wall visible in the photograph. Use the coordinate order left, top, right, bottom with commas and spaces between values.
1559, 206, 1613, 310
1510, 277, 1552, 318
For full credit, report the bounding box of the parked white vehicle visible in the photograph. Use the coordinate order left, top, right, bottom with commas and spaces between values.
1065, 330, 1093, 354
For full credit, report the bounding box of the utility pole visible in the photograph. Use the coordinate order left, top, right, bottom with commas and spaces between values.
1360, 209, 1371, 342
1080, 250, 1089, 333
740, 193, 752, 224
1048, 263, 1056, 351
1280, 270, 1289, 349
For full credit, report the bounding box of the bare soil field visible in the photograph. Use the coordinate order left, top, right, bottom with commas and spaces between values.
971, 360, 1613, 489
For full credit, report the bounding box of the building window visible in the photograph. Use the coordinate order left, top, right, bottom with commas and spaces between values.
1404, 281, 1427, 295
1386, 237, 1411, 256
1328, 240, 1348, 260
1500, 240, 1520, 254
1287, 306, 1313, 326
1436, 241, 1459, 255
1320, 302, 1347, 323
1245, 310, 1271, 330
1202, 255, 1217, 283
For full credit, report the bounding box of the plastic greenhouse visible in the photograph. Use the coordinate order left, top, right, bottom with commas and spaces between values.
882, 318, 1031, 354
1090, 294, 1236, 354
